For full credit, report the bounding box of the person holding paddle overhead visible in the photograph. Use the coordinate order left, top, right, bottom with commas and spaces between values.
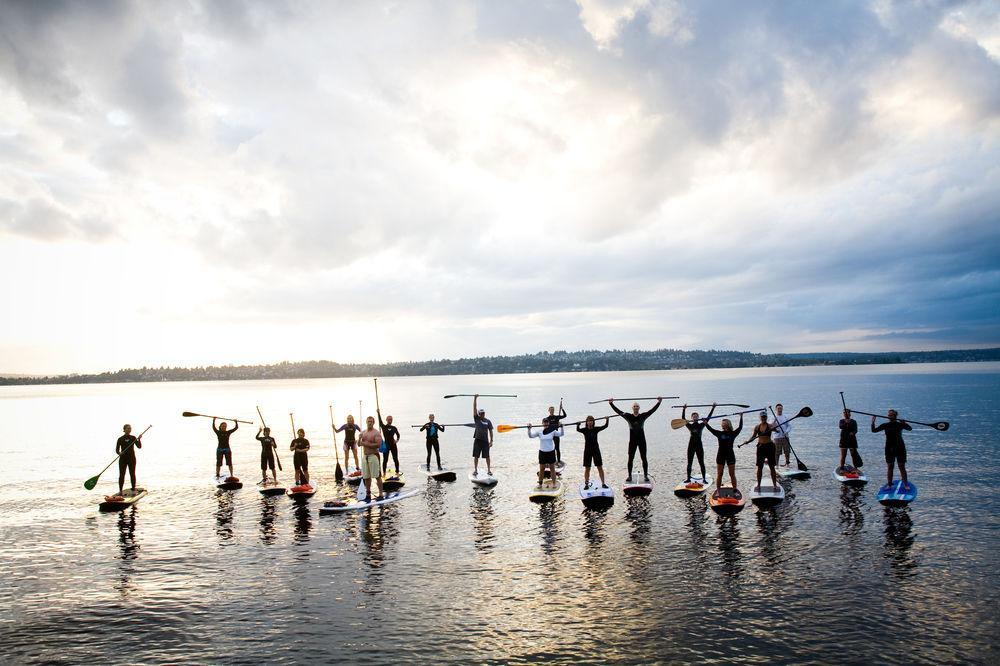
212, 418, 239, 479
770, 403, 793, 467
528, 422, 564, 487
609, 397, 662, 483
116, 424, 144, 495
471, 395, 494, 478
681, 403, 716, 482
706, 414, 742, 491
839, 409, 862, 470
419, 414, 445, 470
744, 411, 779, 493
256, 427, 279, 484
377, 411, 401, 475
872, 410, 912, 490
542, 402, 567, 465
360, 416, 385, 501
289, 428, 310, 486
336, 415, 362, 472
577, 415, 610, 489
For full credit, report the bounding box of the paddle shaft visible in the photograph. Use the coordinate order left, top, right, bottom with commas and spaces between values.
589, 396, 678, 404
182, 411, 254, 425
410, 423, 476, 428
739, 413, 807, 447
499, 414, 621, 432
256, 406, 281, 471
847, 408, 948, 430
85, 425, 151, 489
672, 403, 749, 409
443, 394, 517, 398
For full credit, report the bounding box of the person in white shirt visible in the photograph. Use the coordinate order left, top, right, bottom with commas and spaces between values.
528, 423, 564, 487
770, 403, 793, 467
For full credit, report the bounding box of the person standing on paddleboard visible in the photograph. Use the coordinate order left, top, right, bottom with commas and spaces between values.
471, 395, 494, 478
377, 411, 401, 475
116, 424, 144, 494
290, 428, 310, 486
528, 422, 563, 487
839, 409, 862, 469
681, 403, 716, 481
336, 415, 362, 472
770, 403, 793, 467
872, 409, 912, 490
609, 397, 662, 483
706, 414, 742, 491
542, 403, 567, 466
256, 427, 278, 484
745, 411, 779, 492
213, 418, 239, 479
360, 416, 385, 501
577, 415, 610, 489
419, 414, 445, 470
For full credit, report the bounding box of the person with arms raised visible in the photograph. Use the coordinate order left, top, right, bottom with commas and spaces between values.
577, 415, 610, 489
609, 397, 662, 483
681, 403, 716, 482
706, 414, 742, 491
471, 395, 494, 478
542, 403, 567, 466
872, 409, 912, 490
213, 418, 238, 479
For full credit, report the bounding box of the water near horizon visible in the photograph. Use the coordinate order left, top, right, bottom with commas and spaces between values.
1, 363, 998, 664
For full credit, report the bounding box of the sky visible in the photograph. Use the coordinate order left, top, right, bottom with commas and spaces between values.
1, 0, 999, 375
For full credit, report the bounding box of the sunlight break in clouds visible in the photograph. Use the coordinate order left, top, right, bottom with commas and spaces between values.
0, 0, 998, 374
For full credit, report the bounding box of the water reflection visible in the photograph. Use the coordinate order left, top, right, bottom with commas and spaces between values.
537, 502, 562, 557
839, 485, 865, 538
423, 481, 447, 549
259, 498, 277, 545
293, 504, 312, 544
582, 507, 608, 548
882, 509, 917, 576
684, 498, 709, 555
624, 498, 652, 547
717, 516, 745, 587
215, 492, 235, 543
470, 488, 496, 553
115, 507, 139, 598
358, 508, 402, 597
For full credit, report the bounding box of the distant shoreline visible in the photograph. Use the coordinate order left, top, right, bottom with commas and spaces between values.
2, 347, 998, 387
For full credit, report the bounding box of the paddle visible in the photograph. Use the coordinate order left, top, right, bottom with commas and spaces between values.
671, 403, 749, 409
330, 404, 343, 482
588, 396, 677, 404
182, 411, 254, 425
498, 413, 622, 433
738, 407, 813, 447
443, 394, 517, 399
672, 407, 765, 430
770, 405, 808, 472
841, 394, 949, 431
410, 423, 476, 428
84, 425, 151, 490
257, 406, 282, 471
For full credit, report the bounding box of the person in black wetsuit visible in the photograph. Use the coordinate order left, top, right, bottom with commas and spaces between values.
577, 415, 609, 489
543, 403, 567, 465
681, 403, 716, 481
256, 427, 278, 484
706, 414, 742, 491
336, 416, 362, 472
838, 409, 862, 470
872, 409, 912, 489
609, 397, 662, 483
377, 410, 400, 475
419, 414, 445, 470
116, 424, 144, 494
213, 418, 238, 479
289, 428, 310, 485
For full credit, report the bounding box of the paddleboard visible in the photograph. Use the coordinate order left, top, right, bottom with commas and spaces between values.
749, 483, 785, 508
469, 470, 499, 487
709, 487, 746, 516
833, 466, 868, 486
418, 464, 458, 482
258, 480, 287, 496
345, 469, 363, 485
877, 480, 918, 507
777, 467, 811, 480
529, 479, 564, 503
287, 482, 318, 499
579, 482, 614, 509
383, 473, 405, 492
215, 475, 243, 490
623, 478, 653, 497
99, 487, 147, 512
673, 477, 711, 498
319, 488, 423, 514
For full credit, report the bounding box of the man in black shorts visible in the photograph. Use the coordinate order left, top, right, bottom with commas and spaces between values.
872, 410, 912, 489
256, 426, 278, 484
577, 415, 609, 489
213, 418, 238, 479
471, 395, 494, 477
746, 411, 779, 492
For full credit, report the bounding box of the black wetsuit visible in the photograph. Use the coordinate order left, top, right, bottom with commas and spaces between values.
378, 416, 401, 473
577, 421, 608, 467
290, 437, 309, 484
610, 401, 661, 479
706, 420, 742, 466
213, 421, 238, 466
681, 406, 714, 480
257, 434, 276, 471
839, 418, 862, 467
419, 422, 445, 469
543, 407, 567, 463
116, 434, 140, 490
873, 420, 911, 465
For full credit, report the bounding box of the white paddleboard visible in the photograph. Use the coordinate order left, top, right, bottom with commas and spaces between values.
749, 483, 785, 507
833, 466, 868, 485
579, 482, 614, 509
469, 471, 499, 486
529, 480, 564, 503
319, 488, 423, 514
99, 487, 147, 511
418, 464, 458, 482
623, 478, 653, 497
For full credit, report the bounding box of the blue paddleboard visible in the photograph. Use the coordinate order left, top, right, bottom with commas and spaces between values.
877, 480, 917, 507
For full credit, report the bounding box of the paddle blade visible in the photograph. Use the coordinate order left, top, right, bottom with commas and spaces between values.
335, 463, 344, 482
798, 406, 813, 418
496, 424, 517, 433
84, 476, 99, 490
932, 421, 950, 431
670, 418, 688, 430
797, 460, 809, 472
182, 411, 200, 417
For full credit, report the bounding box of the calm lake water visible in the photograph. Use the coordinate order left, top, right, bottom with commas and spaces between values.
1, 364, 998, 664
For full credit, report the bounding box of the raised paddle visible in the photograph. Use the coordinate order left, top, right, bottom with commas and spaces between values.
770, 405, 808, 472
738, 407, 813, 447
671, 403, 749, 409
443, 394, 517, 399
673, 407, 765, 429
84, 425, 151, 490
257, 406, 282, 471
588, 396, 678, 404
330, 404, 343, 482
497, 414, 621, 433
410, 423, 476, 428
847, 408, 949, 431
182, 411, 254, 425
839, 392, 863, 467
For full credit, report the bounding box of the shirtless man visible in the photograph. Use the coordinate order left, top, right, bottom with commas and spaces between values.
359, 416, 385, 501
